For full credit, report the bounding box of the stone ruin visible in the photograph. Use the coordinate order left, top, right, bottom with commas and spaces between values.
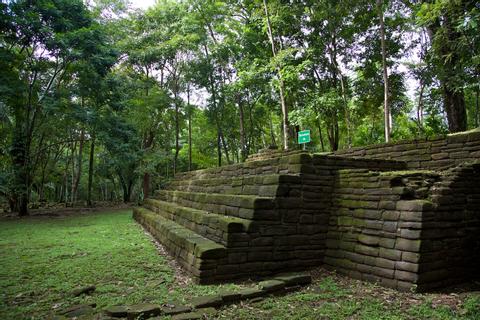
134, 130, 480, 292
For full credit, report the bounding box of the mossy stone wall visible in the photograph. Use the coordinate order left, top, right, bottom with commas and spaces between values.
334, 130, 480, 169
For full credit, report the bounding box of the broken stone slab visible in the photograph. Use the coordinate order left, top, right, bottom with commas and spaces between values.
125, 303, 161, 320
258, 280, 285, 292
238, 287, 264, 299
171, 312, 202, 320
218, 290, 241, 303
60, 304, 95, 318
273, 272, 312, 286
161, 303, 192, 316
71, 285, 96, 297
104, 305, 129, 318
189, 295, 222, 309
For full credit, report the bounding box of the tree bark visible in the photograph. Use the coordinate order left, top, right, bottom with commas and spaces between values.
476, 88, 479, 128
238, 95, 247, 161
142, 132, 153, 199
87, 133, 95, 207
425, 7, 467, 133
377, 0, 391, 142
72, 129, 84, 203
317, 118, 325, 152
173, 85, 180, 175
443, 86, 467, 132
187, 86, 192, 171
11, 124, 29, 215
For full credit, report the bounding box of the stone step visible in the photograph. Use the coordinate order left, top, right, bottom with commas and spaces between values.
166, 174, 302, 197
246, 149, 308, 162
143, 199, 252, 247
173, 153, 313, 182
133, 207, 227, 280
153, 190, 278, 220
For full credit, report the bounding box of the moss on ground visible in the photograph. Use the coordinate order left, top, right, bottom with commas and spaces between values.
0, 209, 479, 320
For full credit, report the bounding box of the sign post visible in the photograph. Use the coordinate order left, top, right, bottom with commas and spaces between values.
298, 130, 311, 150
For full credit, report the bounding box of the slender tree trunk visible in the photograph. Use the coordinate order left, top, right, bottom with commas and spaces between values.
217, 130, 222, 167
219, 128, 231, 164
70, 140, 76, 204
317, 118, 325, 152
173, 88, 180, 175
141, 132, 154, 198
63, 147, 71, 204
87, 133, 95, 207
329, 35, 351, 148
187, 86, 192, 171
476, 88, 479, 128
378, 0, 391, 142
417, 81, 425, 130
338, 74, 351, 148
11, 124, 29, 215
72, 129, 84, 203
269, 112, 276, 147
238, 95, 247, 161
263, 0, 289, 150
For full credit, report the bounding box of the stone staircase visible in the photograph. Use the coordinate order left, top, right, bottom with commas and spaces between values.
134, 149, 405, 284
134, 135, 480, 291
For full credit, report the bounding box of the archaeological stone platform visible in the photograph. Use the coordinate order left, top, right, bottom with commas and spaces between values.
134, 130, 480, 291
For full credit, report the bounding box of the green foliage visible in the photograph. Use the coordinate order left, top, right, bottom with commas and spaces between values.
1, 0, 479, 212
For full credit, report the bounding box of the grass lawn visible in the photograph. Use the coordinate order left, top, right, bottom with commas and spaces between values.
1, 209, 479, 319
0, 210, 243, 319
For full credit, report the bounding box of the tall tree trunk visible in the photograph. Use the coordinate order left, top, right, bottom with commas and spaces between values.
476, 88, 479, 128
425, 7, 467, 133
70, 140, 77, 204
263, 0, 289, 150
173, 89, 180, 175
378, 0, 391, 142
443, 86, 467, 132
327, 111, 339, 151
329, 34, 351, 148
11, 124, 29, 215
317, 118, 325, 152
72, 129, 84, 203
219, 127, 230, 164
141, 131, 154, 198
87, 133, 95, 207
417, 81, 425, 131
238, 95, 247, 161
187, 86, 192, 171
269, 112, 276, 147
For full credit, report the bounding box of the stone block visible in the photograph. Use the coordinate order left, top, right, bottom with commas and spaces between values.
274, 272, 312, 286
238, 288, 264, 299
358, 234, 380, 246
396, 200, 433, 212
126, 303, 161, 320
379, 248, 401, 260
395, 238, 421, 252
395, 270, 418, 283
259, 279, 286, 292
189, 295, 222, 309
355, 244, 379, 257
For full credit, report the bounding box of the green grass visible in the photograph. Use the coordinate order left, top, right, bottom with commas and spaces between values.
1, 209, 479, 320
0, 210, 242, 319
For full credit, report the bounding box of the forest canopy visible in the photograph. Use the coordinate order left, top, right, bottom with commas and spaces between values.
1, 0, 479, 215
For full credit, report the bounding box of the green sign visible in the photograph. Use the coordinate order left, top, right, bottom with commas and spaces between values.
298, 130, 311, 144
